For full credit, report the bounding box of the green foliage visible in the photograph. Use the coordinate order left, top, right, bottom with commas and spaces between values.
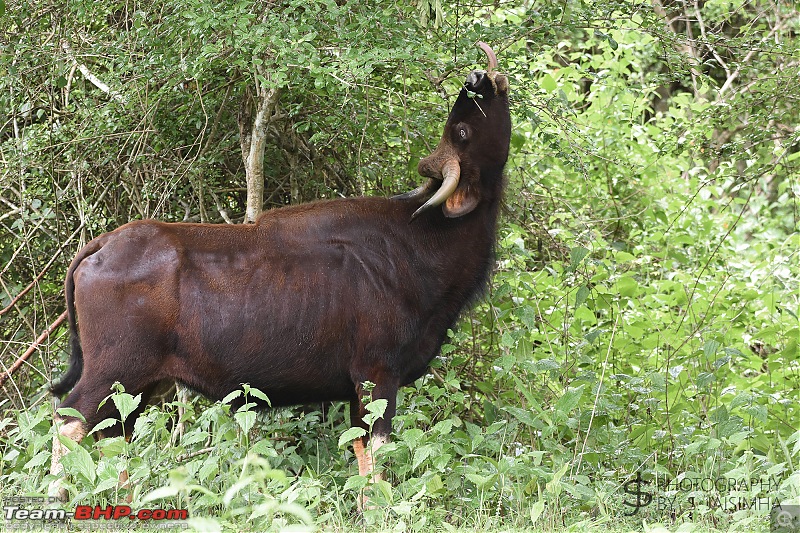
2, 0, 799, 531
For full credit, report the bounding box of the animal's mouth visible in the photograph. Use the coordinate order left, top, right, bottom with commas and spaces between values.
465, 70, 488, 90
409, 159, 461, 221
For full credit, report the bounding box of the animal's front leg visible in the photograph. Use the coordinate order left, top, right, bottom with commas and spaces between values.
349, 378, 397, 511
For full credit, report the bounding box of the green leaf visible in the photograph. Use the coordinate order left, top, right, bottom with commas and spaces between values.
532, 358, 561, 373
530, 499, 545, 524
412, 444, 435, 469
234, 409, 256, 434
432, 419, 454, 434
363, 398, 388, 425
221, 390, 242, 404
615, 251, 635, 263
466, 473, 494, 489
743, 404, 768, 423
23, 451, 50, 470
343, 474, 368, 491
585, 328, 605, 344
112, 392, 141, 422
703, 340, 721, 357
199, 461, 219, 483
90, 418, 117, 435
503, 405, 539, 427
555, 385, 585, 414
223, 477, 255, 506
426, 474, 445, 494
518, 304, 538, 330
338, 426, 366, 448
402, 428, 425, 448
97, 437, 127, 457
141, 485, 181, 503
541, 73, 557, 92
726, 431, 750, 446
575, 285, 590, 308
56, 408, 86, 422
375, 479, 393, 503
546, 463, 569, 495
246, 386, 271, 406
61, 445, 96, 484
365, 398, 387, 415
616, 276, 639, 297
93, 475, 122, 494
570, 246, 589, 268
511, 131, 527, 150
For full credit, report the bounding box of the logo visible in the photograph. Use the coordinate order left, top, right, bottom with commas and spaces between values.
771, 504, 800, 533
618, 473, 786, 520
622, 472, 652, 516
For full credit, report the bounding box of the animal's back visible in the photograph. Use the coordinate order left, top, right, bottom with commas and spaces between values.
68, 203, 429, 404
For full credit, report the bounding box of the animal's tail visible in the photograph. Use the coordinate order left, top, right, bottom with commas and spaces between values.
50, 236, 107, 397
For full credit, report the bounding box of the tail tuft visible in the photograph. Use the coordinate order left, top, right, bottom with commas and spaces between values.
50, 334, 83, 396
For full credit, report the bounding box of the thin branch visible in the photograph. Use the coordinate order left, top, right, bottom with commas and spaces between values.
694, 1, 731, 81
0, 310, 67, 388
576, 313, 619, 474
718, 26, 782, 96
0, 182, 112, 317
176, 447, 214, 462
62, 41, 127, 105
0, 236, 72, 317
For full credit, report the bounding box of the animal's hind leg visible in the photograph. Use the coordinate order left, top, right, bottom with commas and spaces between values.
350, 399, 373, 478
49, 408, 88, 501
49, 376, 157, 501
49, 377, 105, 501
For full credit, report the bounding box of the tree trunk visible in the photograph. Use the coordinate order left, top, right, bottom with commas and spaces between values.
238, 72, 281, 223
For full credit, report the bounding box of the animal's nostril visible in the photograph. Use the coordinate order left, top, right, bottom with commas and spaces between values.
417, 156, 440, 179
466, 70, 485, 90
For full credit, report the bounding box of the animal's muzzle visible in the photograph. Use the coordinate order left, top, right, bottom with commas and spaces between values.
409, 159, 460, 221
466, 70, 487, 91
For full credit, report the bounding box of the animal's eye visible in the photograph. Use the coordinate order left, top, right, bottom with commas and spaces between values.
455, 124, 470, 142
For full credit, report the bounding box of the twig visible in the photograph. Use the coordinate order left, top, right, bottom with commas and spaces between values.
719, 18, 785, 97
0, 246, 67, 317
176, 447, 214, 462
694, 1, 731, 82
0, 181, 112, 317
0, 310, 67, 388
575, 313, 618, 474
62, 41, 126, 104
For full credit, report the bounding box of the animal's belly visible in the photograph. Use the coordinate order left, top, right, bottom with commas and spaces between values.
170, 334, 356, 406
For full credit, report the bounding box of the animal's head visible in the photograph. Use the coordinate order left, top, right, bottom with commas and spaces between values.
403, 42, 511, 221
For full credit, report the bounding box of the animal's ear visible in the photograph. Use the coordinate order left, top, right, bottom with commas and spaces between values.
442, 185, 481, 218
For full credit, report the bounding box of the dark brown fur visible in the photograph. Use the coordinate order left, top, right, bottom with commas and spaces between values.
52, 63, 511, 456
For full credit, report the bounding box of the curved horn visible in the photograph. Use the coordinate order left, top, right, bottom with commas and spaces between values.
410, 159, 460, 222
392, 179, 436, 201
477, 41, 497, 74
